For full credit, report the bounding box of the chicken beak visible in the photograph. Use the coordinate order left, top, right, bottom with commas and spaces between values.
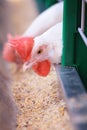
23, 60, 35, 72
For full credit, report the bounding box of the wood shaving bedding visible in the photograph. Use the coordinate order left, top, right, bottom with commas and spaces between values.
10, 64, 72, 130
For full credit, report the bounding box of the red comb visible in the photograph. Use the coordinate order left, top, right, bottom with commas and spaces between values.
9, 37, 34, 62
32, 60, 51, 77
2, 43, 16, 62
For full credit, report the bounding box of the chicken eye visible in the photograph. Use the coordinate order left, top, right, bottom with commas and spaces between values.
37, 49, 43, 54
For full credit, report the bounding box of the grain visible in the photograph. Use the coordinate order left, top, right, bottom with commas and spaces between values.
11, 65, 72, 130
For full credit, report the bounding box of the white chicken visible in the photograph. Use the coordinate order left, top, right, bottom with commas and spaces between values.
23, 1, 63, 37
3, 1, 63, 76
23, 22, 62, 72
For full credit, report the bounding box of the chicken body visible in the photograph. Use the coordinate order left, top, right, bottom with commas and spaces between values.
23, 1, 63, 37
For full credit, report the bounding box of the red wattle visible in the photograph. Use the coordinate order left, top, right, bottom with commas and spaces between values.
32, 60, 51, 77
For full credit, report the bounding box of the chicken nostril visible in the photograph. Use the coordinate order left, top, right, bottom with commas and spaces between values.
25, 61, 30, 65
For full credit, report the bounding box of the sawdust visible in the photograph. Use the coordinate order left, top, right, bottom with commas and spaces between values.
10, 64, 72, 130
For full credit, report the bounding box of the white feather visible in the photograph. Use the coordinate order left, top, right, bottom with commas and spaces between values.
23, 2, 63, 37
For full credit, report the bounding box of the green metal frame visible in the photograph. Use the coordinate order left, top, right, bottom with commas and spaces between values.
62, 0, 87, 88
